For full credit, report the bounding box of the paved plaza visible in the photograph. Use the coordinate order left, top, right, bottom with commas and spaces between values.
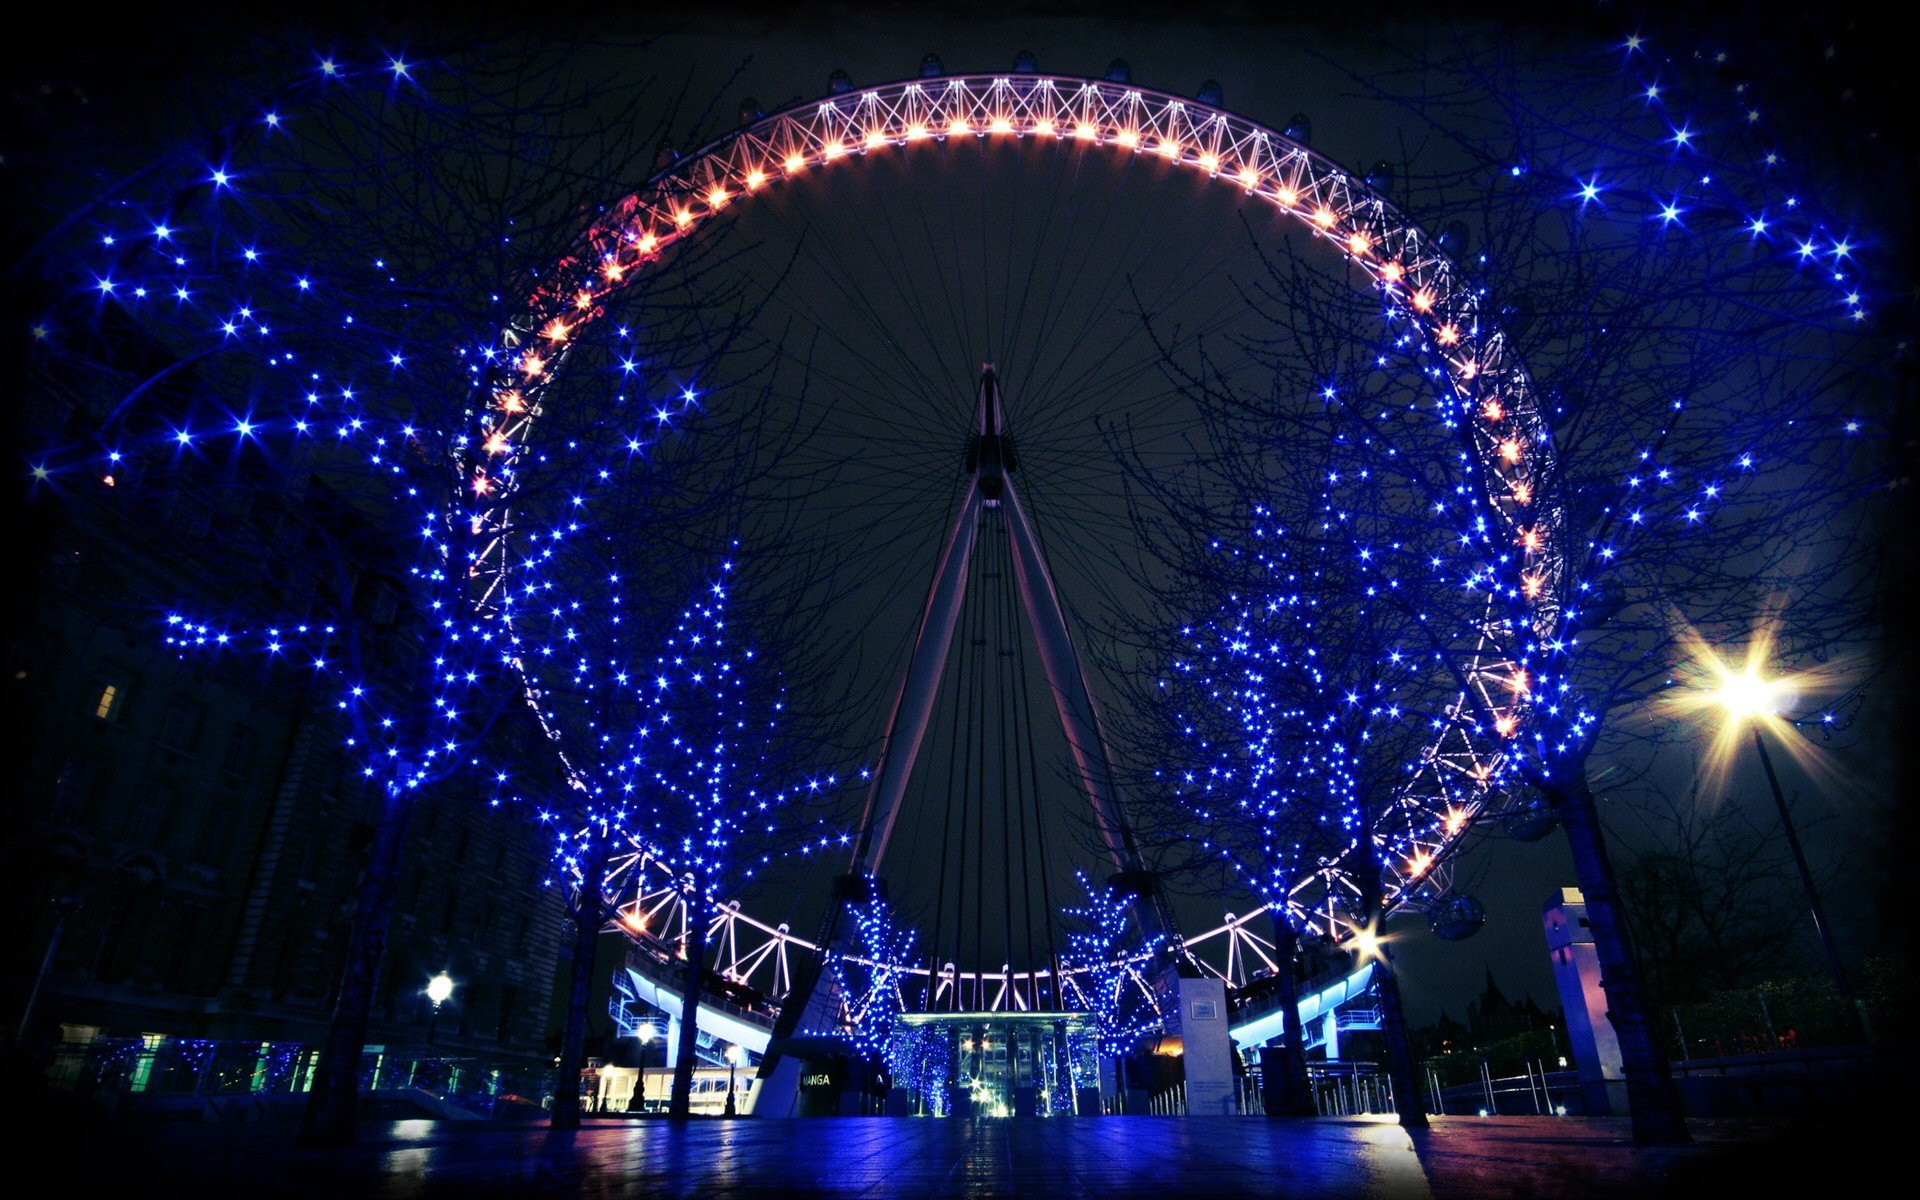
44, 1113, 1864, 1199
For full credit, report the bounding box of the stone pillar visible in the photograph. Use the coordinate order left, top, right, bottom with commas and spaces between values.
1165, 972, 1236, 1116
1543, 887, 1627, 1115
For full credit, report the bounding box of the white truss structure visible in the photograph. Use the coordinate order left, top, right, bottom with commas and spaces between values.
607, 842, 1250, 1015
490, 72, 1561, 980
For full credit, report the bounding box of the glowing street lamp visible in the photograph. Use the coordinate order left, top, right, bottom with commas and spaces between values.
1690, 648, 1867, 1043
425, 972, 455, 1045
724, 1043, 746, 1116
634, 1019, 661, 1076
1712, 667, 1787, 724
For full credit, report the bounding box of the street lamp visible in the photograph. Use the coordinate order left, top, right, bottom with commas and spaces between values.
724, 1043, 745, 1116
1703, 663, 1867, 1042
425, 972, 455, 1046
620, 1023, 661, 1114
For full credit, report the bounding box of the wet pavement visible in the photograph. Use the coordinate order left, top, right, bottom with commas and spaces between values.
67, 1114, 1855, 1199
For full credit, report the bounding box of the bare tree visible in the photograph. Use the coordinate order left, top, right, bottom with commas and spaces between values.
1614, 778, 1822, 1009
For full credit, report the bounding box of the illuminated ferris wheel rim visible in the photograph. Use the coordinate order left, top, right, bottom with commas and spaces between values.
492, 70, 1560, 954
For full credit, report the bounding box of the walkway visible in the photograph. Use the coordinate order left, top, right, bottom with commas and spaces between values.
59, 1113, 1856, 1199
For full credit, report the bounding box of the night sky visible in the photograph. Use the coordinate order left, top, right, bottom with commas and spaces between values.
10, 0, 1911, 1034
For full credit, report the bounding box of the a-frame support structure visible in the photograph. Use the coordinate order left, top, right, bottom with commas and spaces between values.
755, 368, 1163, 1116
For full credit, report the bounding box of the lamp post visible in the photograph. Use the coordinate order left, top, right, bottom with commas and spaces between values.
632, 1022, 659, 1112
724, 1043, 744, 1116
1705, 666, 1866, 1042
425, 972, 455, 1046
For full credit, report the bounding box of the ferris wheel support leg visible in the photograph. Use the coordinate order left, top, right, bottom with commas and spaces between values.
999, 479, 1145, 883
753, 873, 888, 1117
761, 489, 983, 1115
852, 485, 985, 874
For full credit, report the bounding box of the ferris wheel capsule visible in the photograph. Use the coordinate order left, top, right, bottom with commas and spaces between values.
920, 53, 945, 78
1105, 58, 1132, 84
1284, 114, 1312, 145
1502, 793, 1558, 842
1499, 292, 1536, 336
1438, 220, 1472, 259
1014, 50, 1038, 74
828, 68, 854, 94
1197, 79, 1224, 107
1428, 893, 1487, 941
738, 97, 763, 126
1365, 159, 1395, 195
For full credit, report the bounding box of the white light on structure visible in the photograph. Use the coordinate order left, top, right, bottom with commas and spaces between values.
638, 1023, 657, 1044
426, 972, 455, 1006
1351, 925, 1382, 961
726, 1043, 746, 1065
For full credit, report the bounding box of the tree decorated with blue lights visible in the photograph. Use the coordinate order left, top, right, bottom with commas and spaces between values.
888, 1024, 955, 1117
1137, 451, 1456, 1125
584, 565, 856, 1118
1059, 871, 1165, 1099
491, 348, 840, 1129
19, 42, 811, 1145
820, 888, 918, 1068
1128, 27, 1900, 1143
530, 538, 861, 1122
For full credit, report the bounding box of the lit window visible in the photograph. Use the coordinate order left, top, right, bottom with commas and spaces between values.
94, 683, 123, 721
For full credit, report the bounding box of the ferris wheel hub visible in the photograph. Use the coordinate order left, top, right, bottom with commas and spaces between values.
967, 366, 1016, 499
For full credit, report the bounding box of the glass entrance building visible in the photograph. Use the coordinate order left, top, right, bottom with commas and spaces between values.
897, 1011, 1101, 1117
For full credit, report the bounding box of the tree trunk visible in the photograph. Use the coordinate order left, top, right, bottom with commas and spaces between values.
1371, 952, 1428, 1129
1267, 914, 1317, 1117
667, 910, 709, 1119
1547, 776, 1692, 1145
294, 787, 413, 1149
1353, 823, 1426, 1130
549, 836, 607, 1130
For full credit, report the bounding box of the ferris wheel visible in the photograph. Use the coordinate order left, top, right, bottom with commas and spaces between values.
477, 64, 1558, 1015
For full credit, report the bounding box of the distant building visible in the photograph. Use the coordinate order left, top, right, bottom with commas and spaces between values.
1465, 966, 1550, 1043
1425, 1009, 1469, 1055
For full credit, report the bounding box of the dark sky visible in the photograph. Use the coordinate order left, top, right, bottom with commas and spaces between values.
12, 0, 1909, 1030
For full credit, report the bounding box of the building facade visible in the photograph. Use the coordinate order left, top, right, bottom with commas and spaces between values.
3, 522, 569, 1073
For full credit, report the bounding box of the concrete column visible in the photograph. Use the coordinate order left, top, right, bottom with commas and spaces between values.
664, 1016, 682, 1069
1543, 887, 1627, 1114
1322, 1009, 1340, 1061
1162, 972, 1236, 1116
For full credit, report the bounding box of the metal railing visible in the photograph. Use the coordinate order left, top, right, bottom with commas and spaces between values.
1150, 1065, 1411, 1117
1433, 1061, 1578, 1116
39, 1035, 554, 1117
